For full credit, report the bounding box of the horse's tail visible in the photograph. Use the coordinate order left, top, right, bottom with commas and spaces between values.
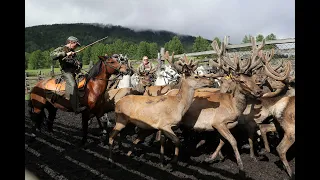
27, 98, 34, 118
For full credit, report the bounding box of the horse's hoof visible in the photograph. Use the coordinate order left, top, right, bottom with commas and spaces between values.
238, 170, 246, 180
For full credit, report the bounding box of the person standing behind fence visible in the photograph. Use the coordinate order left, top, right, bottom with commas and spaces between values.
137, 56, 156, 86
50, 36, 86, 114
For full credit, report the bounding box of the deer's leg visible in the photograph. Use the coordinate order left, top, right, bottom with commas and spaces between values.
161, 127, 180, 164
259, 123, 277, 153
159, 134, 166, 164
127, 129, 155, 156
206, 121, 238, 162
246, 120, 258, 161
276, 125, 295, 178
108, 121, 127, 162
205, 139, 225, 162
215, 123, 244, 172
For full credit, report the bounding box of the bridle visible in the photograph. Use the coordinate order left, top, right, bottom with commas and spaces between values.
94, 57, 125, 81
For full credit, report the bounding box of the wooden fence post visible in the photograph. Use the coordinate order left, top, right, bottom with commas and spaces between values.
25, 72, 28, 94
89, 60, 93, 69
50, 65, 54, 76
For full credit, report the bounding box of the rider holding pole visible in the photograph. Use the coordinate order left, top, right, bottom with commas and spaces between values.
50, 36, 86, 114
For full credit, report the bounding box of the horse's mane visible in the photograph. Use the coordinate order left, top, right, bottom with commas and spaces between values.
86, 60, 102, 81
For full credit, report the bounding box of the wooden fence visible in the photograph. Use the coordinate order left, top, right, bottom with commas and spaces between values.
25, 72, 45, 94
25, 37, 295, 93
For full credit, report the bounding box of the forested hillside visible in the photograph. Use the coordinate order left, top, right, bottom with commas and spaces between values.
25, 23, 197, 53
25, 23, 277, 70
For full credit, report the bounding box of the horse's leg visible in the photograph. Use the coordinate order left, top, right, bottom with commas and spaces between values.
45, 103, 57, 133
80, 110, 90, 146
28, 99, 46, 137
95, 115, 109, 144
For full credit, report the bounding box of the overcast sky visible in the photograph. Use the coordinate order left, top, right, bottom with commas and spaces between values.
25, 0, 294, 44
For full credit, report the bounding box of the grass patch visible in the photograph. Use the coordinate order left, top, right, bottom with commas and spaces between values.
25, 94, 30, 100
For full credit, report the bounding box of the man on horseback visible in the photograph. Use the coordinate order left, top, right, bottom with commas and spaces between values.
50, 36, 87, 114
137, 56, 156, 87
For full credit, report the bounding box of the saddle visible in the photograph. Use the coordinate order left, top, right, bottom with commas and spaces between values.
44, 74, 86, 97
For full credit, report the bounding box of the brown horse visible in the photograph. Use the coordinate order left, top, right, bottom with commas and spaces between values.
28, 55, 128, 145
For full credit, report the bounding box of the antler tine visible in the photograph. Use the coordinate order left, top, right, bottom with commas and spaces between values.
223, 52, 237, 71
128, 61, 138, 74
264, 59, 292, 81
273, 59, 284, 72
240, 55, 252, 74
212, 40, 222, 56
210, 40, 223, 69
183, 54, 190, 64
233, 53, 241, 73
164, 51, 171, 63
264, 48, 275, 63
246, 37, 266, 72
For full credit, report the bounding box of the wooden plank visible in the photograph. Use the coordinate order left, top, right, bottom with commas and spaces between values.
26, 77, 42, 80
173, 38, 295, 58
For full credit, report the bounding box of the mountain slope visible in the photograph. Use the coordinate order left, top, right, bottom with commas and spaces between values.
25, 23, 200, 53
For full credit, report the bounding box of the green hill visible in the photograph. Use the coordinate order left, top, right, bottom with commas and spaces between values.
25, 23, 202, 53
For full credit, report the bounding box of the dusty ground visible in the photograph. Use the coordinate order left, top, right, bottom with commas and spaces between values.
25, 101, 295, 180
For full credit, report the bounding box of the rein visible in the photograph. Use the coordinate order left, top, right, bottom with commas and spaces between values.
92, 59, 123, 81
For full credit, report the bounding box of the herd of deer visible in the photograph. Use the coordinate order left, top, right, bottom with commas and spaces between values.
29, 36, 294, 178
94, 36, 295, 178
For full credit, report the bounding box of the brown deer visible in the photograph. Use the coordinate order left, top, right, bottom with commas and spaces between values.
218, 76, 295, 177
164, 73, 263, 174
108, 71, 215, 165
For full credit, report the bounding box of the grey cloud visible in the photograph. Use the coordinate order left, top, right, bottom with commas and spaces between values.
25, 0, 294, 44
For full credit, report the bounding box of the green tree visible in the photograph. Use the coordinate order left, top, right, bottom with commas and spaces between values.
265, 33, 277, 49
266, 33, 277, 41
25, 52, 30, 69
28, 50, 44, 69
148, 42, 158, 59
127, 44, 138, 59
164, 36, 184, 54
80, 46, 92, 65
192, 36, 210, 52
90, 43, 105, 63
137, 41, 149, 59
112, 39, 124, 53
41, 50, 52, 68
241, 34, 253, 51
242, 35, 252, 43
256, 34, 264, 42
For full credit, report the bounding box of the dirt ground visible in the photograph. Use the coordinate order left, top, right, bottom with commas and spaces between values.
25, 101, 295, 180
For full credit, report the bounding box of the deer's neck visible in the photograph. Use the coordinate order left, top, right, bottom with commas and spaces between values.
232, 85, 247, 115
176, 79, 195, 115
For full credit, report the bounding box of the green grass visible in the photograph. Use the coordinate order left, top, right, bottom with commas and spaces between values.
25, 65, 90, 76
25, 94, 30, 100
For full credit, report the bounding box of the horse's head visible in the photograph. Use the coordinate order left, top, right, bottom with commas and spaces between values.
98, 55, 128, 75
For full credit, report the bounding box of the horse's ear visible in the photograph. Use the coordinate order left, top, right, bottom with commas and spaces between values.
98, 56, 106, 61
